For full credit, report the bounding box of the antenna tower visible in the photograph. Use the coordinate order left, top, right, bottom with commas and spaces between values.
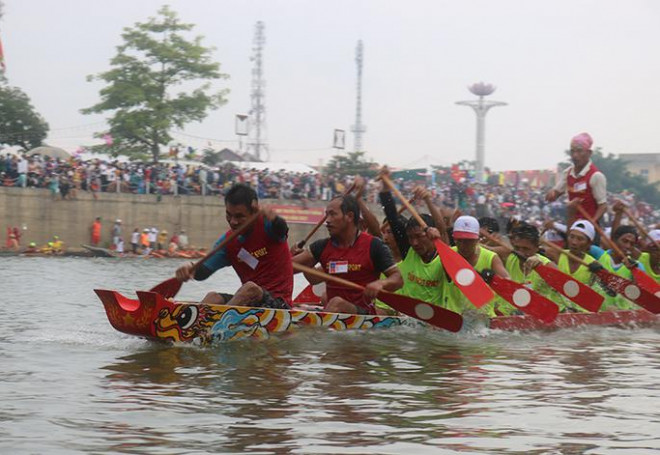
351, 40, 366, 153
248, 21, 268, 160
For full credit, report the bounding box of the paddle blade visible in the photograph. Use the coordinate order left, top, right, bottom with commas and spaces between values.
490, 275, 559, 323
292, 284, 323, 305
149, 277, 182, 299
535, 264, 604, 312
632, 267, 660, 295
595, 269, 660, 314
433, 240, 494, 308
378, 291, 463, 332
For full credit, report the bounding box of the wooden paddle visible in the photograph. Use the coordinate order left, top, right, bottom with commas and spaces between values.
150, 212, 261, 299
293, 262, 463, 332
542, 239, 660, 314
623, 207, 660, 249
576, 205, 660, 295
295, 183, 356, 249
481, 230, 604, 312
379, 174, 494, 308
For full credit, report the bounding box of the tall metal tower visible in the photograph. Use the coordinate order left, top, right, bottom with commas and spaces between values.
351, 40, 366, 153
247, 21, 268, 161
456, 82, 507, 183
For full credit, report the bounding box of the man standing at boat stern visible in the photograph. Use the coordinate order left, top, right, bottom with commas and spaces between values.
545, 132, 607, 226
292, 195, 403, 314
175, 184, 293, 309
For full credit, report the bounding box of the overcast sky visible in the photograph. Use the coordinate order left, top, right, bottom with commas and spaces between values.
2, 0, 659, 170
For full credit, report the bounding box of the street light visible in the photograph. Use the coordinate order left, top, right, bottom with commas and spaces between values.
456, 82, 507, 183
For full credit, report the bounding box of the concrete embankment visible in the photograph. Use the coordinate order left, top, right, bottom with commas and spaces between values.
0, 187, 367, 249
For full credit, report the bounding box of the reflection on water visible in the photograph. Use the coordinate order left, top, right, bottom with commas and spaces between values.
1, 257, 659, 454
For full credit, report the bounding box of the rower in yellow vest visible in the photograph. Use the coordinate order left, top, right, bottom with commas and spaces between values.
589, 225, 645, 311
638, 229, 660, 283
544, 220, 603, 308
444, 216, 509, 317
493, 223, 571, 313
377, 183, 450, 314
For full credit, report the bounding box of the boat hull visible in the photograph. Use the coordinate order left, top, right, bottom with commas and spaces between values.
95, 290, 659, 344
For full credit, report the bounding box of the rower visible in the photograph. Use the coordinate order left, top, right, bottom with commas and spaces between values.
638, 229, 660, 283
545, 132, 607, 226
543, 220, 603, 299
445, 216, 509, 317
589, 225, 646, 311
175, 184, 293, 309
489, 223, 569, 313
379, 182, 450, 313
292, 194, 403, 315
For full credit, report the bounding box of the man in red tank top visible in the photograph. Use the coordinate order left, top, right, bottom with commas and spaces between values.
546, 132, 607, 226
292, 195, 403, 314
175, 184, 293, 309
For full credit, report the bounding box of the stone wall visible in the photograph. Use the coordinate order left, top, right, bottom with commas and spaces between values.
0, 187, 351, 248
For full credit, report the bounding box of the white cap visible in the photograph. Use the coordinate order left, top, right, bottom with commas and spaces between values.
569, 220, 595, 242
116, 219, 121, 223
453, 216, 480, 240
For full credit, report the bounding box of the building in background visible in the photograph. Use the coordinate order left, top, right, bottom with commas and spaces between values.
620, 153, 660, 184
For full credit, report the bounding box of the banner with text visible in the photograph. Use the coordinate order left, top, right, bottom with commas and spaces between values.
271, 204, 325, 225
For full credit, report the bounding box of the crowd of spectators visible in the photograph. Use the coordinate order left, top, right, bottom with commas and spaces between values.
2, 151, 658, 227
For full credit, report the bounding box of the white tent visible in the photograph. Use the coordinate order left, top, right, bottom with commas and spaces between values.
26, 146, 71, 160
228, 161, 318, 174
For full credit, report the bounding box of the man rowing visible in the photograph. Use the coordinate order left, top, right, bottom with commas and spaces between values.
445, 216, 509, 317
545, 132, 607, 225
378, 179, 450, 313
639, 229, 660, 283
487, 223, 570, 313
589, 225, 646, 310
292, 194, 403, 314
175, 184, 293, 309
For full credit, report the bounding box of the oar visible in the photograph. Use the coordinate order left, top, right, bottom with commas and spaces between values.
292, 262, 463, 332
623, 207, 660, 250
379, 174, 494, 308
542, 239, 660, 314
150, 212, 261, 299
576, 205, 660, 295
295, 183, 355, 249
481, 229, 604, 312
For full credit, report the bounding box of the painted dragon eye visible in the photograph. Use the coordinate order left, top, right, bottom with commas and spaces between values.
176, 306, 198, 330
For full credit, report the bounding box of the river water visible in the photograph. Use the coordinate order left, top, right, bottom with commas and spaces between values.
1, 256, 659, 454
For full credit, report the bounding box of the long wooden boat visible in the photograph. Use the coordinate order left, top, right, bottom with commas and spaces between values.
95, 289, 659, 345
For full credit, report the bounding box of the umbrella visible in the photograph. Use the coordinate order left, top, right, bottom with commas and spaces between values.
26, 146, 71, 160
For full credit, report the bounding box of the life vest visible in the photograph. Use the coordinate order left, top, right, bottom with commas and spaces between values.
639, 252, 660, 283
445, 246, 497, 317
224, 214, 293, 304
317, 231, 380, 313
598, 250, 638, 311
567, 162, 601, 220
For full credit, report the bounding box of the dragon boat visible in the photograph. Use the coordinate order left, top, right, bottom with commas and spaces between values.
95, 289, 659, 345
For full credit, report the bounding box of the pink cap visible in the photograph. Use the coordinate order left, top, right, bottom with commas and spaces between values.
570, 133, 593, 151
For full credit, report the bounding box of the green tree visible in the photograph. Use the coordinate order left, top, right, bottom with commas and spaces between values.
325, 151, 379, 178
0, 82, 49, 149
82, 5, 229, 162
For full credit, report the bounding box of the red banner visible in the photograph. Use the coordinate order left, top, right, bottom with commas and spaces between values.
270, 204, 325, 225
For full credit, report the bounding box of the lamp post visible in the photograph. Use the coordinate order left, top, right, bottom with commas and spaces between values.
456, 82, 507, 183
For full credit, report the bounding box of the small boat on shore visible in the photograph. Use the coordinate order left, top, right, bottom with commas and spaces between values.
95, 289, 659, 344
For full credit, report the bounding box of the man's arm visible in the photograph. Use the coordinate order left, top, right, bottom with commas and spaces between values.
379, 190, 409, 258
175, 233, 230, 282
546, 168, 568, 201
363, 237, 404, 299
262, 206, 289, 242
414, 186, 449, 243
354, 176, 382, 238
